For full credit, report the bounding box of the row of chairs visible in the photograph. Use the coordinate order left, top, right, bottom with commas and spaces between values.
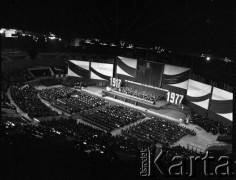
81, 105, 146, 132
121, 117, 196, 146
10, 85, 58, 118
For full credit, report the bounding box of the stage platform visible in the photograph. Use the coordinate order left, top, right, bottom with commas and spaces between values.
81, 87, 220, 151
33, 85, 221, 152
102, 90, 169, 111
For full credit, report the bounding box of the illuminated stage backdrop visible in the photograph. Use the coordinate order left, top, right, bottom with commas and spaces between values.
67, 60, 90, 78
90, 62, 113, 81
186, 79, 212, 110
116, 56, 137, 77
162, 64, 191, 96
209, 87, 233, 121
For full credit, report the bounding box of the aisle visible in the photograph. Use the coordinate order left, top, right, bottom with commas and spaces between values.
171, 123, 219, 152
7, 87, 33, 122
111, 117, 150, 136
37, 93, 71, 116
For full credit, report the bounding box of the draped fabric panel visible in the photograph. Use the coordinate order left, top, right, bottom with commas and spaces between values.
67, 60, 90, 78
90, 62, 113, 81
162, 64, 190, 91
116, 56, 137, 77
186, 93, 211, 102
186, 79, 212, 110
90, 67, 110, 81
162, 70, 190, 84
161, 84, 187, 97
209, 87, 233, 121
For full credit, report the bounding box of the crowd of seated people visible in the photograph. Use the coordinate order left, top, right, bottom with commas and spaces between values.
1, 115, 230, 179
38, 118, 150, 155
61, 77, 92, 88
2, 116, 28, 126
10, 85, 58, 118
2, 70, 34, 85
39, 86, 77, 101
161, 145, 202, 170
116, 87, 165, 102
160, 144, 232, 177
1, 116, 149, 156
82, 105, 146, 132
1, 80, 9, 92
122, 117, 196, 147
1, 116, 141, 179
189, 112, 232, 135
1, 93, 16, 110
47, 90, 107, 114
29, 68, 52, 77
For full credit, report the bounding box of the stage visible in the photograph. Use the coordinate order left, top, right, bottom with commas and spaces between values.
33, 85, 221, 152
80, 87, 221, 152
81, 87, 190, 123
102, 90, 169, 111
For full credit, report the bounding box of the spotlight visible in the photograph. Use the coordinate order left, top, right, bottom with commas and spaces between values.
0, 28, 6, 34
206, 56, 211, 61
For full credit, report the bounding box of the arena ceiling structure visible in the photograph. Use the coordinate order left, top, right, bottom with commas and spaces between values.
1, 0, 235, 60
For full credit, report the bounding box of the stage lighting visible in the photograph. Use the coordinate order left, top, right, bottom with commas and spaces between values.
0, 28, 6, 34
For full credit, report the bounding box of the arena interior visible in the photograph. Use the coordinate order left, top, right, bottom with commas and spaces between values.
1, 1, 235, 179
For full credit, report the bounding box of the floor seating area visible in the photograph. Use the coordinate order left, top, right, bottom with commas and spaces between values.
10, 85, 58, 118
81, 105, 146, 132
189, 112, 232, 135
39, 86, 77, 101
39, 87, 107, 114
122, 117, 196, 147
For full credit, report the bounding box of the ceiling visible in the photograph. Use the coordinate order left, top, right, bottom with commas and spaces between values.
1, 0, 235, 58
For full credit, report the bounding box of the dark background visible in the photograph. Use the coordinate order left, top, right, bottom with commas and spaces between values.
1, 0, 235, 59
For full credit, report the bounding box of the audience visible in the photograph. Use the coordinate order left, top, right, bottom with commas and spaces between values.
116, 86, 165, 102
62, 77, 93, 88
189, 111, 232, 136
122, 117, 196, 146
10, 84, 58, 118
1, 93, 16, 110
39, 87, 107, 114
39, 86, 77, 101
2, 70, 34, 85
82, 105, 146, 131
161, 145, 202, 169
